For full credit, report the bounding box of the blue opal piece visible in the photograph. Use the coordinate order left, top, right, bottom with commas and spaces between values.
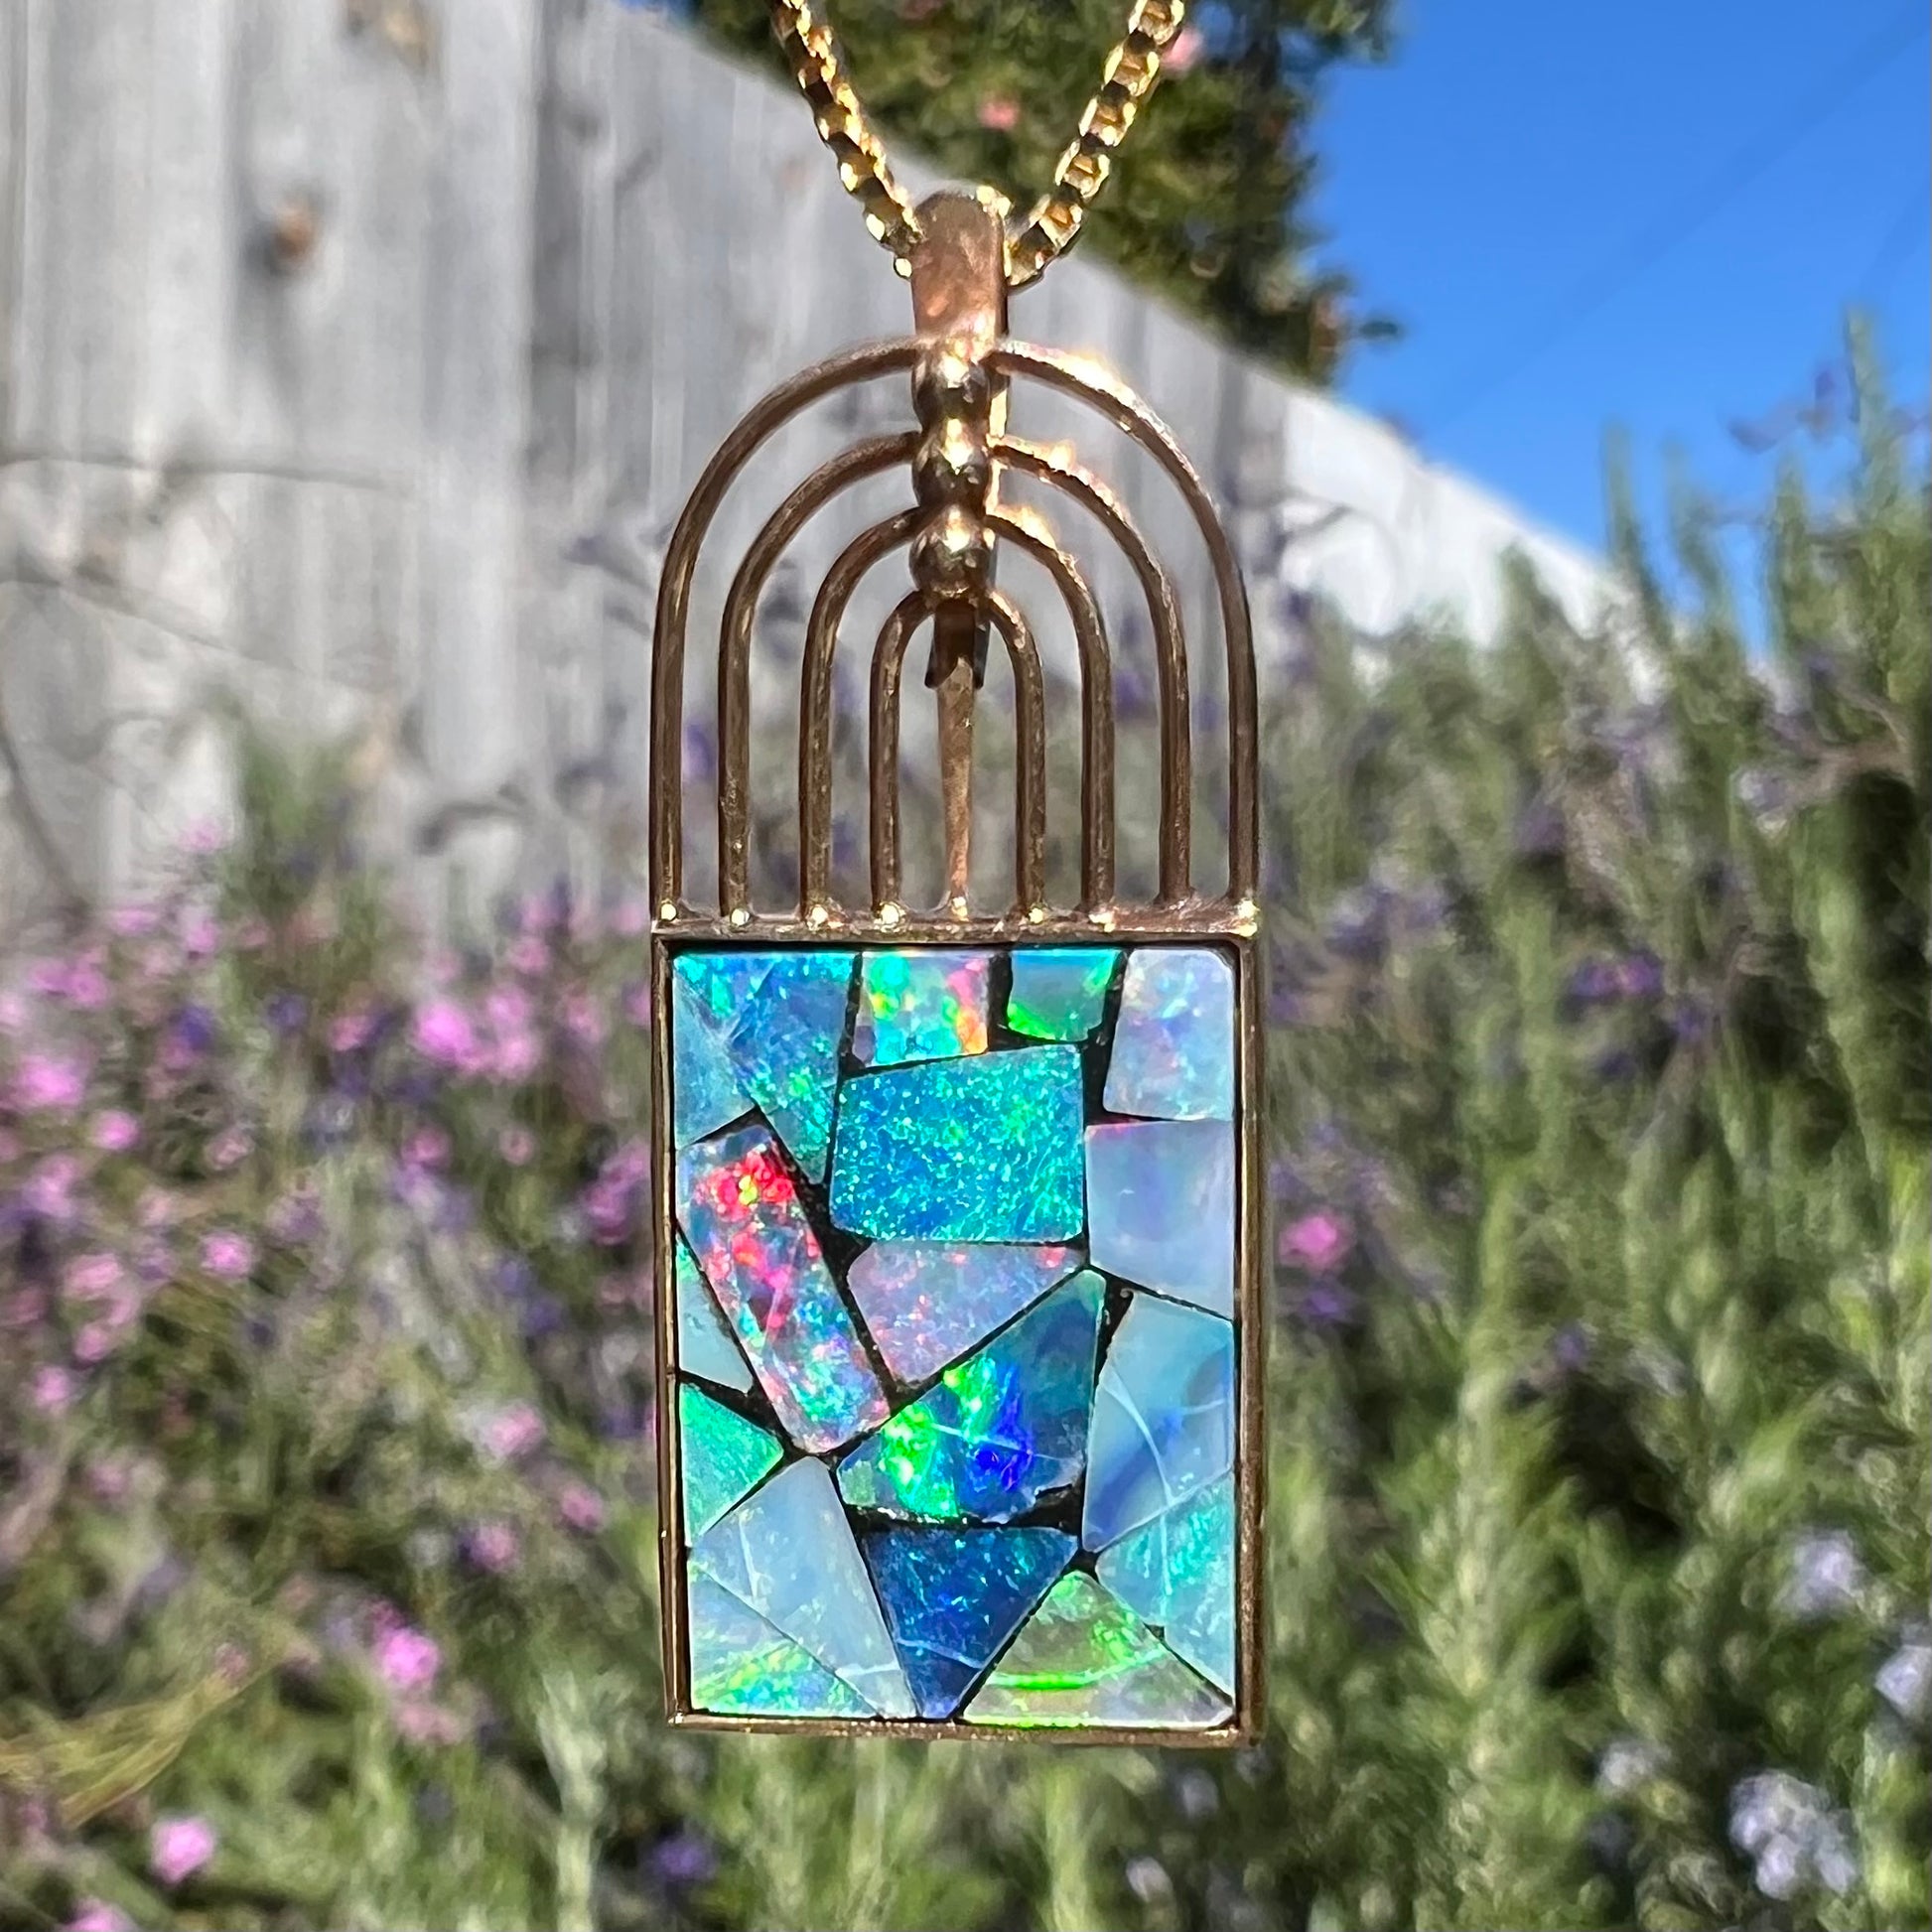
837, 1273, 1105, 1521
1083, 1295, 1235, 1552
679, 1383, 781, 1540
854, 951, 991, 1065
693, 1458, 915, 1717
670, 970, 754, 1145
726, 951, 855, 1181
1085, 1118, 1236, 1315
864, 1528, 1075, 1718
1103, 947, 1236, 1120
675, 953, 777, 1028
674, 1234, 753, 1393
1006, 948, 1118, 1041
688, 1574, 876, 1720
830, 1046, 1086, 1241
1095, 1472, 1236, 1693
846, 1241, 1083, 1384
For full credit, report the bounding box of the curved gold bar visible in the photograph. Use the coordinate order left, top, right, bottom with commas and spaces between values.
798, 506, 929, 913
716, 431, 919, 917
983, 508, 1116, 912
647, 337, 919, 911
995, 436, 1190, 903
991, 342, 1260, 902
869, 588, 1047, 916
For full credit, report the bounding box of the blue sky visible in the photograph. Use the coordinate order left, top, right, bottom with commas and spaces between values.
1314, 0, 1930, 568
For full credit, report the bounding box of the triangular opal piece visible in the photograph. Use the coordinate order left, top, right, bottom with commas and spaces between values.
1085, 1119, 1236, 1315
670, 970, 754, 1146
962, 1573, 1232, 1728
863, 1528, 1075, 1718
674, 953, 776, 1029
687, 1574, 876, 1720
853, 951, 991, 1065
1095, 1472, 1236, 1694
674, 1235, 752, 1393
727, 951, 854, 1181
679, 1384, 781, 1540
847, 1241, 1082, 1384
1006, 948, 1117, 1041
691, 1458, 915, 1718
1103, 947, 1236, 1120
1083, 1295, 1234, 1552
837, 1273, 1104, 1521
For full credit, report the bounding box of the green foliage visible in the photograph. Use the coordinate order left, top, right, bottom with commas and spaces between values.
0, 342, 1925, 1931
690, 0, 1396, 380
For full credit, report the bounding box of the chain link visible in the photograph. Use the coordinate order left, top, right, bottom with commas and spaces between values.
767, 0, 1186, 289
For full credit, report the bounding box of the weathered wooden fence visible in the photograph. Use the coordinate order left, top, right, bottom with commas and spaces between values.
0, 0, 1610, 939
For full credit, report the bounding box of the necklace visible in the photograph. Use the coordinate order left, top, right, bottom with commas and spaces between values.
650, 0, 1263, 1744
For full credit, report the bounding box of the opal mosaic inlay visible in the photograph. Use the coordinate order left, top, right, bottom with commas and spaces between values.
668, 941, 1243, 1733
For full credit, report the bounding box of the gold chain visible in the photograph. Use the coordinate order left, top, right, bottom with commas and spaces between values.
767, 0, 1186, 289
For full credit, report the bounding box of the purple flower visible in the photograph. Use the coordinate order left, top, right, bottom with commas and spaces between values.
558, 1482, 607, 1533
89, 1110, 140, 1152
1278, 1210, 1352, 1273
150, 1815, 217, 1886
65, 1903, 135, 1932
1298, 1281, 1359, 1326
465, 1521, 520, 1574
1565, 958, 1622, 1007
481, 1403, 546, 1462
372, 1622, 443, 1694
202, 1230, 255, 1281
170, 1004, 218, 1056
32, 1364, 74, 1412
1614, 950, 1664, 1001
13, 1053, 87, 1114
412, 999, 482, 1069
265, 991, 309, 1035
650, 1828, 717, 1889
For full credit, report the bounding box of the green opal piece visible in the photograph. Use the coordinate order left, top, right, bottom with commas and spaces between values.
1007, 948, 1118, 1041
679, 1384, 781, 1540
688, 1574, 875, 1719
726, 951, 854, 1181
854, 951, 991, 1065
830, 1046, 1086, 1241
962, 1572, 1232, 1728
1095, 1472, 1236, 1694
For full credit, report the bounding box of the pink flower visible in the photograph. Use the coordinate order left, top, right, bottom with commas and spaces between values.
182, 819, 230, 856
490, 1029, 542, 1083
14, 1052, 87, 1114
467, 1521, 520, 1574
413, 999, 480, 1067
977, 94, 1020, 131
1278, 1209, 1352, 1273
108, 904, 160, 937
137, 941, 178, 983
202, 1230, 255, 1280
0, 992, 24, 1033
330, 1008, 376, 1053
622, 983, 652, 1028
403, 1125, 451, 1171
138, 1186, 181, 1229
151, 1815, 216, 1886
65, 1901, 135, 1932
507, 935, 549, 977
181, 910, 221, 958
498, 1125, 536, 1167
372, 1622, 443, 1694
1164, 23, 1204, 73
207, 1126, 252, 1172
25, 1156, 82, 1220
33, 1365, 74, 1413
3, 1289, 48, 1328
73, 1320, 121, 1364
0, 1126, 19, 1163
483, 1403, 545, 1462
89, 1110, 140, 1152
484, 985, 535, 1033
393, 1699, 466, 1746
561, 991, 606, 1047
64, 1252, 124, 1300
558, 1483, 607, 1533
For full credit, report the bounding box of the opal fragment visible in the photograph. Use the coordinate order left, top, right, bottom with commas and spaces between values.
831, 1046, 1086, 1241
1085, 1119, 1236, 1315
847, 1241, 1082, 1384
674, 1234, 753, 1393
675, 953, 776, 1029
687, 1574, 876, 1719
1006, 948, 1117, 1041
854, 951, 990, 1066
962, 1573, 1233, 1728
726, 951, 854, 1181
678, 1125, 889, 1452
863, 1528, 1075, 1718
679, 1383, 781, 1540
1083, 1295, 1234, 1552
837, 1273, 1104, 1521
1103, 947, 1236, 1120
670, 970, 753, 1146
692, 1457, 915, 1717
1095, 1472, 1236, 1693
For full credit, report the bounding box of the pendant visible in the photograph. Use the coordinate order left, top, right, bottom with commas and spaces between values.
649, 193, 1263, 1741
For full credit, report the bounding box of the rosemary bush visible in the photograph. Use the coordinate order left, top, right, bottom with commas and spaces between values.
0, 352, 1924, 1932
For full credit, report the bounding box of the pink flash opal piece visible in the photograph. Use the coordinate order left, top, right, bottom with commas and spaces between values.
677, 1125, 889, 1451
846, 1241, 1083, 1384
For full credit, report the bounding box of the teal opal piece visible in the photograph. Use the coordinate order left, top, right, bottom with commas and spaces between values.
1104, 947, 1236, 1120
679, 1383, 781, 1539
678, 1126, 889, 1452
675, 953, 776, 1028
675, 1234, 752, 1393
688, 1574, 875, 1719
1085, 1119, 1236, 1315
837, 1274, 1104, 1521
1083, 1295, 1234, 1551
864, 1528, 1075, 1718
1095, 1473, 1236, 1693
854, 951, 991, 1065
830, 1046, 1085, 1241
727, 951, 854, 1180
693, 1458, 916, 1717
847, 1241, 1082, 1384
962, 1573, 1232, 1728
1006, 948, 1118, 1041
670, 970, 753, 1145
